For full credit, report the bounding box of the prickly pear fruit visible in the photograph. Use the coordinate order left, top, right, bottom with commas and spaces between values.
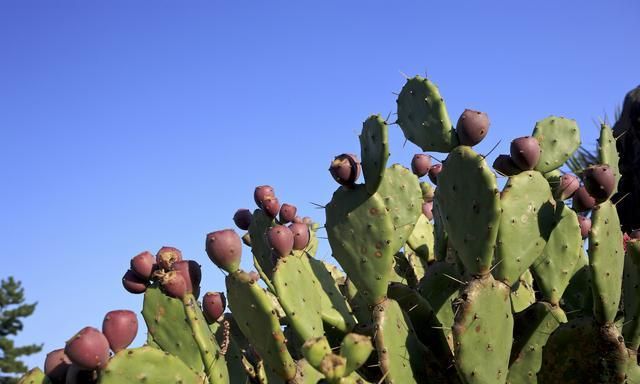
288, 222, 310, 250
172, 260, 202, 298
44, 348, 71, 381
262, 196, 280, 218
555, 173, 580, 201
160, 271, 188, 299
64, 327, 110, 370
572, 186, 596, 212
411, 154, 432, 177
279, 203, 297, 224
422, 201, 433, 220
302, 336, 332, 369
339, 333, 373, 375
206, 229, 242, 273
493, 154, 521, 176
233, 209, 252, 230
583, 165, 616, 203
267, 225, 294, 257
631, 230, 640, 240
329, 154, 361, 187
202, 292, 226, 323
577, 215, 591, 239
428, 163, 442, 185
254, 185, 275, 208
122, 270, 148, 294
510, 136, 541, 170
130, 251, 156, 280
456, 109, 489, 146
102, 310, 138, 353
156, 246, 182, 271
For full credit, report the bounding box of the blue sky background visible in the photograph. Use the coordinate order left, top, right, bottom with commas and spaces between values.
1, 0, 638, 372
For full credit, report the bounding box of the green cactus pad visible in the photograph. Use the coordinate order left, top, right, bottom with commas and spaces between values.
406, 214, 435, 261
598, 123, 620, 194
494, 171, 556, 285
98, 346, 206, 384
302, 336, 332, 370
406, 250, 428, 283
538, 318, 628, 384
18, 368, 50, 384
437, 146, 501, 275
507, 302, 567, 384
248, 209, 276, 281
432, 196, 448, 262
623, 240, 640, 350
530, 202, 583, 305
272, 254, 324, 341
532, 116, 581, 173
359, 114, 390, 194
210, 316, 251, 384
588, 200, 625, 324
339, 333, 373, 376
510, 269, 536, 314
561, 249, 593, 317
420, 181, 435, 201
225, 271, 297, 380
396, 76, 459, 153
142, 285, 204, 372
453, 275, 513, 384
325, 184, 395, 305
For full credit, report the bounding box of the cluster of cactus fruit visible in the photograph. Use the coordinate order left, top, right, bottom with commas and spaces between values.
19, 74, 640, 384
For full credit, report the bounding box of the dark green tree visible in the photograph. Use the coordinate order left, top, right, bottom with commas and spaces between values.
0, 277, 42, 384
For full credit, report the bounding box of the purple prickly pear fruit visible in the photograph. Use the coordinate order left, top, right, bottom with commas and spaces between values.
289, 222, 310, 250
122, 270, 148, 294
267, 225, 294, 257
583, 165, 616, 203
456, 109, 490, 146
493, 154, 521, 176
172, 260, 202, 299
102, 310, 138, 353
160, 271, 188, 299
428, 164, 442, 185
411, 154, 432, 177
577, 215, 591, 239
279, 203, 297, 224
202, 292, 226, 323
156, 246, 182, 271
206, 229, 242, 272
44, 348, 71, 381
249, 271, 260, 281
510, 136, 541, 170
422, 201, 433, 220
629, 230, 640, 240
233, 209, 252, 230
64, 327, 110, 370
130, 251, 156, 280
262, 196, 280, 218
572, 186, 596, 212
556, 174, 580, 200
329, 153, 361, 187
254, 185, 275, 208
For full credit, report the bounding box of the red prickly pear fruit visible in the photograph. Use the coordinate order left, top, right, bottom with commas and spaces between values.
130, 251, 156, 280
233, 209, 252, 230
249, 271, 260, 281
456, 109, 490, 146
160, 271, 188, 299
64, 327, 110, 370
411, 154, 432, 177
44, 348, 71, 381
262, 196, 280, 218
289, 222, 310, 250
254, 185, 275, 208
267, 225, 294, 258
555, 174, 580, 201
279, 203, 297, 224
206, 229, 242, 273
577, 215, 591, 239
422, 201, 433, 220
156, 246, 182, 271
329, 153, 361, 187
572, 186, 597, 213
102, 310, 138, 353
202, 292, 226, 323
583, 165, 616, 203
122, 270, 148, 294
428, 164, 442, 185
510, 136, 541, 170
172, 260, 202, 299
493, 154, 521, 176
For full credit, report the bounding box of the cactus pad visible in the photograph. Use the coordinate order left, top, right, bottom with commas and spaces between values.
248, 209, 276, 281
510, 269, 536, 314
598, 123, 620, 194
623, 240, 640, 350
406, 214, 435, 261
17, 368, 49, 384
359, 115, 390, 194
532, 116, 580, 173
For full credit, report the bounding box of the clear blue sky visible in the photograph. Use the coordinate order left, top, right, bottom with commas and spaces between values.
1, 0, 638, 371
